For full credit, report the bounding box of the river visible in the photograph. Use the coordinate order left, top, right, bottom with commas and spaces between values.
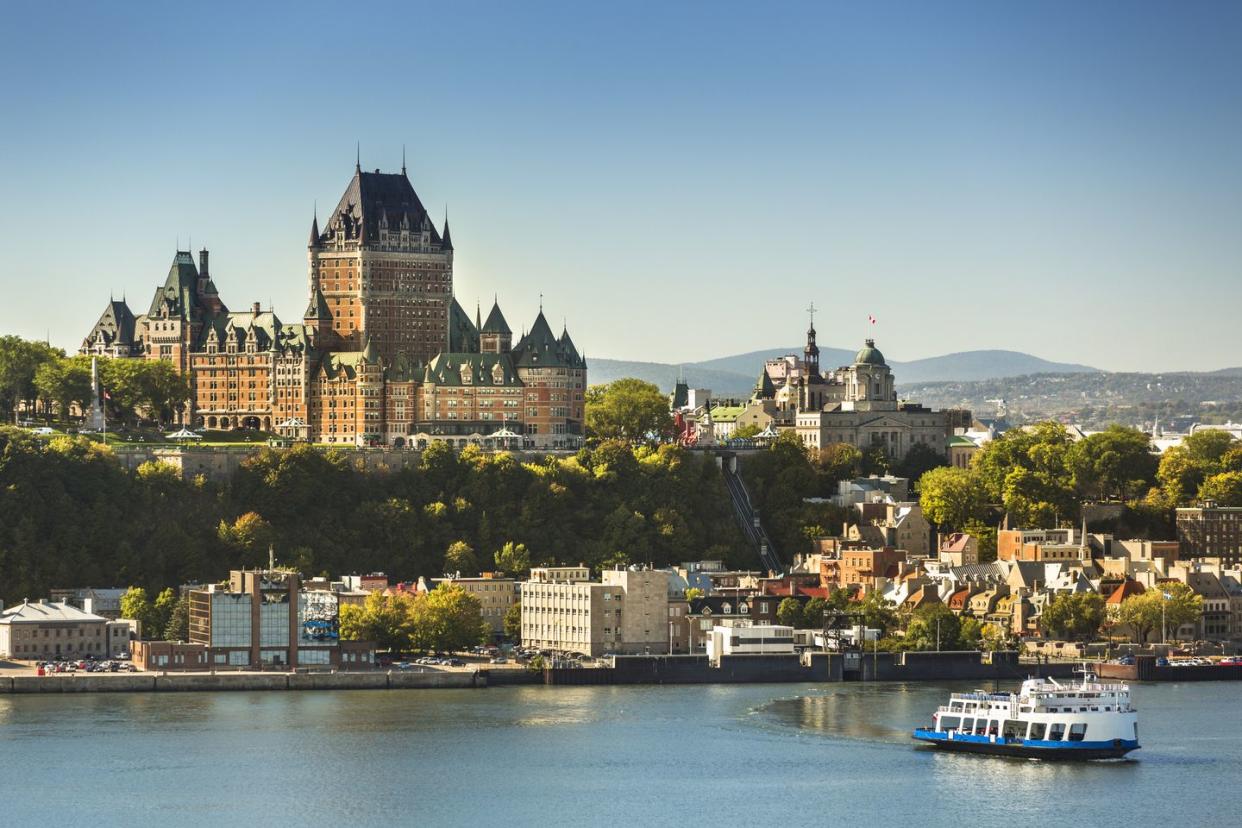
1, 681, 1235, 826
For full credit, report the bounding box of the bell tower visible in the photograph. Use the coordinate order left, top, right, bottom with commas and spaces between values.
803, 301, 820, 376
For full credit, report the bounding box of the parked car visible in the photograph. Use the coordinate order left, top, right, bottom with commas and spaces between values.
489, 657, 508, 664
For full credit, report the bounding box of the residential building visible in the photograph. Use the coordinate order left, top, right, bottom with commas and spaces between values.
939, 533, 979, 567
520, 567, 670, 657
946, 434, 979, 468
1176, 504, 1242, 566
0, 600, 108, 659
997, 529, 1085, 563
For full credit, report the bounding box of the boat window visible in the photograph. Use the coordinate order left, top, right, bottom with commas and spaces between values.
961, 718, 974, 734
1028, 722, 1047, 740
1068, 723, 1088, 742
987, 721, 999, 736
1048, 723, 1066, 741
940, 716, 960, 731
973, 719, 987, 735
1002, 720, 1024, 739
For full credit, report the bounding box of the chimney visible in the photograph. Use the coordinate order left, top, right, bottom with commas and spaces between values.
199, 249, 209, 277
252, 302, 261, 315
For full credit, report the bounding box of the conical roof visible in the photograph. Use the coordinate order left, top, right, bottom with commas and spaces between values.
754, 369, 776, 399
304, 286, 331, 320
482, 301, 511, 335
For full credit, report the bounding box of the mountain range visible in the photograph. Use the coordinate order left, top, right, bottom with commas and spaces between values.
588, 346, 1098, 397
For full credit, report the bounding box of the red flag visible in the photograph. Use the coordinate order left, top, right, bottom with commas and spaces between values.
867, 314, 876, 325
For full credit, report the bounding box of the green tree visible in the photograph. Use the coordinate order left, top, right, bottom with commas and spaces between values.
893, 442, 947, 486
0, 336, 61, 421
918, 466, 987, 530
1199, 471, 1242, 507
732, 423, 763, 440
585, 378, 672, 444
1114, 584, 1202, 643
164, 595, 190, 641
860, 444, 890, 476
493, 541, 531, 575
974, 423, 1077, 526
1040, 592, 1106, 642
445, 540, 478, 575
857, 591, 900, 637
152, 587, 179, 638
119, 587, 159, 639
903, 603, 961, 651
33, 355, 93, 424
776, 597, 804, 628
801, 596, 828, 629
1067, 425, 1158, 501
414, 584, 490, 653
683, 587, 705, 601
217, 512, 275, 566
339, 592, 415, 653
812, 442, 862, 484
503, 602, 522, 642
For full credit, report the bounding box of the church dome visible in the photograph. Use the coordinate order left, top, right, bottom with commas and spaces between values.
855, 338, 886, 365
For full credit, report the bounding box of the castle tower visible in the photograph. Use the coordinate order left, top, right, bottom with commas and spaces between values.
308, 158, 454, 364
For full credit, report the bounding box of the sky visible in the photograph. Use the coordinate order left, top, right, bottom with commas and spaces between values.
1, 1, 1240, 372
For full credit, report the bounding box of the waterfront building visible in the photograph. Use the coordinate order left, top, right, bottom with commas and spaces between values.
434, 573, 518, 636
519, 567, 670, 657
704, 623, 795, 660
997, 528, 1086, 563
80, 161, 587, 449
187, 569, 374, 670
0, 600, 107, 659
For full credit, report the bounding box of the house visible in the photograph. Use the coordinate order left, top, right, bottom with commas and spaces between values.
0, 600, 108, 659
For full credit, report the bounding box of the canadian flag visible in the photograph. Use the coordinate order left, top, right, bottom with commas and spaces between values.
102, 388, 112, 401
868, 314, 876, 325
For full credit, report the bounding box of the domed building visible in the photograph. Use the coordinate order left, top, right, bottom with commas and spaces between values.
749, 315, 967, 461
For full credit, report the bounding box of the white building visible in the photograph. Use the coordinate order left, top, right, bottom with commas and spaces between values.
0, 600, 108, 659
705, 623, 794, 660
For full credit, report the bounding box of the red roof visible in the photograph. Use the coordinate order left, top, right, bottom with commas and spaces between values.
1105, 580, 1145, 605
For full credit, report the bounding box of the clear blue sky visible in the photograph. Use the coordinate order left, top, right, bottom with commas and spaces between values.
2, 1, 1240, 372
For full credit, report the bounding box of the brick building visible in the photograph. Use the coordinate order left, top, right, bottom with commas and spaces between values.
81, 160, 586, 449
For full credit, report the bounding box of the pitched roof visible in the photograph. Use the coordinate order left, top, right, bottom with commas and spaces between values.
83, 299, 138, 349
317, 168, 440, 247
754, 370, 776, 399
0, 601, 106, 624
423, 353, 524, 387
1105, 579, 1145, 605
304, 286, 331, 320
512, 311, 583, 368
448, 299, 480, 353
147, 251, 203, 320
481, 301, 511, 335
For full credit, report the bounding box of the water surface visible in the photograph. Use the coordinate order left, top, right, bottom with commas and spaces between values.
1, 681, 1233, 826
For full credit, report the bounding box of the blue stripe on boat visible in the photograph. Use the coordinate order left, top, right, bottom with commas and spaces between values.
912, 729, 1138, 751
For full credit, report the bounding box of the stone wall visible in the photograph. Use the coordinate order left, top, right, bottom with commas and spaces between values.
0, 669, 482, 694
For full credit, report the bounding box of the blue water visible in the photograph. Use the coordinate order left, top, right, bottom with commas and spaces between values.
1, 681, 1235, 826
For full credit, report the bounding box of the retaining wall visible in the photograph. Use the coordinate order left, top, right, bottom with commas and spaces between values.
0, 669, 481, 694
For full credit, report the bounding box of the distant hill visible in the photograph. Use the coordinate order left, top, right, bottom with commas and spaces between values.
588, 346, 1098, 397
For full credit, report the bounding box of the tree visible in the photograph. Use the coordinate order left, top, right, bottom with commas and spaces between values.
860, 444, 890, 476
893, 442, 947, 486
0, 336, 61, 421
503, 602, 522, 642
857, 591, 900, 637
339, 592, 415, 653
119, 587, 158, 639
1199, 471, 1242, 507
732, 423, 763, 440
683, 587, 705, 601
493, 541, 531, 576
1114, 584, 1202, 644
1067, 425, 1158, 501
152, 587, 179, 639
414, 584, 490, 653
1158, 430, 1238, 506
585, 378, 672, 444
776, 597, 804, 628
973, 423, 1077, 526
445, 540, 478, 575
1040, 592, 1106, 642
918, 466, 987, 531
903, 603, 961, 651
164, 595, 190, 641
812, 443, 862, 485
801, 597, 828, 629
33, 356, 93, 423
217, 512, 275, 566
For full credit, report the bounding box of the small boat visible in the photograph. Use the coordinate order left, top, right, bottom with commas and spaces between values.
912, 667, 1139, 760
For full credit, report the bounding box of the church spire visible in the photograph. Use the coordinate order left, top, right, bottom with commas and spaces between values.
355, 141, 361, 173
402, 144, 407, 176
308, 204, 320, 249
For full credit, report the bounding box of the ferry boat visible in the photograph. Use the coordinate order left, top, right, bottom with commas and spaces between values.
912, 668, 1139, 760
